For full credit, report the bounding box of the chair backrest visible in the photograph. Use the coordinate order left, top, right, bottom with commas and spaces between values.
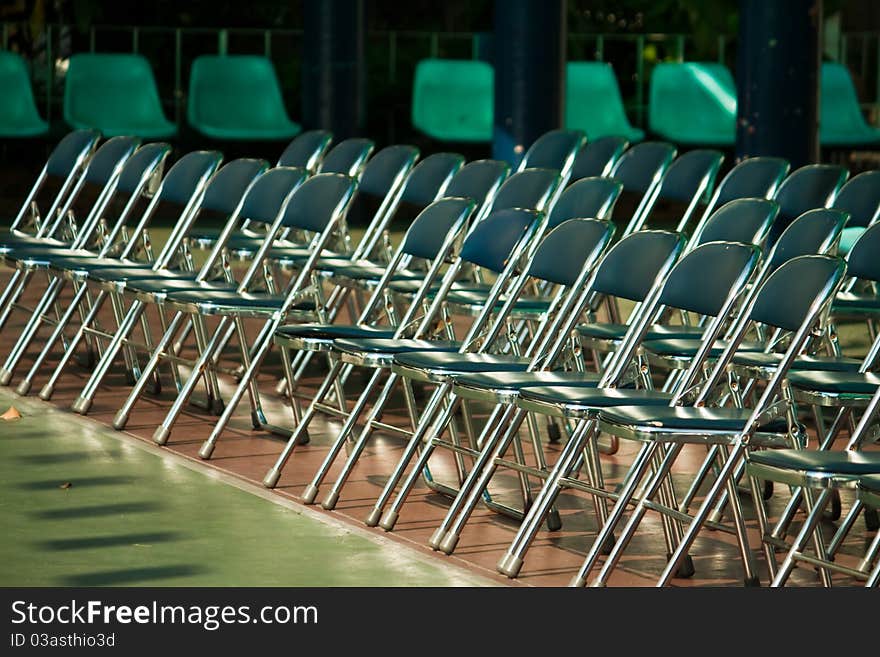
658, 241, 760, 317
527, 218, 615, 286
713, 156, 790, 207
488, 168, 560, 214
655, 149, 724, 204
0, 50, 48, 136
518, 129, 586, 173
591, 230, 685, 301
277, 130, 333, 170
546, 177, 622, 229
318, 138, 375, 177
444, 159, 510, 205
399, 152, 465, 207
81, 136, 140, 187
400, 197, 476, 260
820, 62, 878, 144
187, 55, 297, 138
609, 141, 677, 193
63, 54, 174, 136
565, 61, 645, 141
569, 136, 629, 181
767, 208, 848, 271
847, 221, 880, 282
695, 198, 779, 247
155, 151, 223, 207
648, 62, 737, 145
116, 143, 173, 195
46, 129, 101, 178
773, 164, 849, 223
200, 158, 269, 215
459, 208, 540, 272
411, 58, 493, 142
281, 173, 357, 232
750, 255, 846, 331
357, 145, 419, 198
237, 167, 308, 225
831, 170, 880, 229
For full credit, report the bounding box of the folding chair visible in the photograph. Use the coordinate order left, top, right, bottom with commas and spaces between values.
516, 129, 586, 177
603, 141, 676, 236
0, 142, 174, 385
768, 163, 849, 245
573, 255, 846, 587
568, 136, 629, 181
276, 129, 333, 171
830, 170, 880, 254
268, 208, 546, 501
25, 158, 268, 403
4, 129, 99, 237
317, 138, 374, 177
0, 50, 49, 137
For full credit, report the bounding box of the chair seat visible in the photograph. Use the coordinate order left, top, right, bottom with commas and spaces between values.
393, 351, 531, 374
786, 371, 880, 395
598, 405, 788, 433
833, 292, 880, 314
275, 324, 395, 340
576, 323, 705, 342
328, 262, 424, 282
35, 254, 133, 270
730, 352, 862, 372
519, 386, 673, 408
749, 449, 880, 476
334, 337, 460, 355
167, 289, 313, 312
642, 338, 765, 358
121, 277, 231, 294
444, 290, 551, 313
860, 474, 880, 493
0, 234, 69, 251
454, 370, 602, 391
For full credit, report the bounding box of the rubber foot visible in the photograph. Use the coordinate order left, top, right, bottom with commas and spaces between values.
708, 509, 724, 526
569, 575, 588, 587
669, 553, 696, 579
0, 368, 13, 386
15, 379, 31, 396
547, 422, 562, 444
125, 372, 137, 386
865, 507, 880, 532
823, 490, 842, 522
38, 383, 54, 400
149, 379, 161, 396
197, 442, 214, 460
428, 527, 447, 551
546, 508, 563, 532
600, 533, 617, 556
210, 399, 224, 415
300, 483, 319, 502
364, 508, 382, 527
250, 410, 262, 428
296, 429, 310, 446
496, 553, 524, 578
321, 490, 340, 510
71, 395, 92, 415
112, 411, 129, 431
153, 425, 171, 446
379, 510, 399, 531
744, 576, 761, 587
438, 532, 460, 555
763, 480, 774, 501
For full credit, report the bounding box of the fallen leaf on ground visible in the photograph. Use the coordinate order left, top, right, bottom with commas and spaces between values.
1, 406, 22, 421
59, 482, 72, 489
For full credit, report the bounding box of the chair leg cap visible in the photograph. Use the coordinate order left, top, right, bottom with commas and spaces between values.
428, 528, 447, 550
546, 509, 562, 532
439, 532, 460, 555
112, 411, 128, 431
197, 443, 214, 460
321, 491, 340, 510
71, 396, 92, 415
669, 553, 696, 579
0, 368, 13, 386
379, 510, 398, 532
301, 483, 320, 503
15, 380, 31, 396
263, 469, 282, 490
569, 575, 588, 588
497, 553, 524, 578
364, 508, 382, 527
153, 426, 171, 446
38, 383, 54, 400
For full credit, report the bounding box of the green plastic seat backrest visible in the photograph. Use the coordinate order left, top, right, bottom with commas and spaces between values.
821, 62, 880, 142
565, 62, 643, 141
64, 54, 173, 135
188, 55, 295, 133
412, 58, 493, 142
0, 51, 47, 135
649, 63, 737, 144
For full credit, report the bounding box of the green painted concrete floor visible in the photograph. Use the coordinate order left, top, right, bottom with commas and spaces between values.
0, 391, 495, 587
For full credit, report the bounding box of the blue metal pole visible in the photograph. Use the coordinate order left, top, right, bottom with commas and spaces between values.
492, 0, 565, 166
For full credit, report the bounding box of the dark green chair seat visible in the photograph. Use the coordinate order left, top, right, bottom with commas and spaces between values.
641, 337, 765, 358
566, 62, 645, 142
188, 55, 301, 140
411, 59, 493, 143
455, 370, 601, 392
598, 405, 788, 433
730, 352, 862, 373
820, 62, 880, 146
127, 278, 236, 294
443, 289, 551, 314
166, 289, 315, 312
188, 230, 266, 251
749, 449, 880, 476
324, 262, 424, 283
86, 267, 199, 283
519, 386, 673, 408
275, 324, 395, 340
19, 252, 131, 269
860, 474, 880, 493
786, 371, 880, 395
334, 337, 460, 355
576, 323, 705, 342
64, 54, 176, 138
0, 236, 71, 255
832, 291, 880, 314
0, 51, 49, 137
393, 351, 531, 374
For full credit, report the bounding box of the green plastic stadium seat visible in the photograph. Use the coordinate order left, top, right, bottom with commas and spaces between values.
187, 55, 301, 140
820, 62, 880, 146
565, 61, 645, 142
649, 62, 736, 146
0, 51, 48, 137
411, 58, 493, 142
63, 53, 177, 138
